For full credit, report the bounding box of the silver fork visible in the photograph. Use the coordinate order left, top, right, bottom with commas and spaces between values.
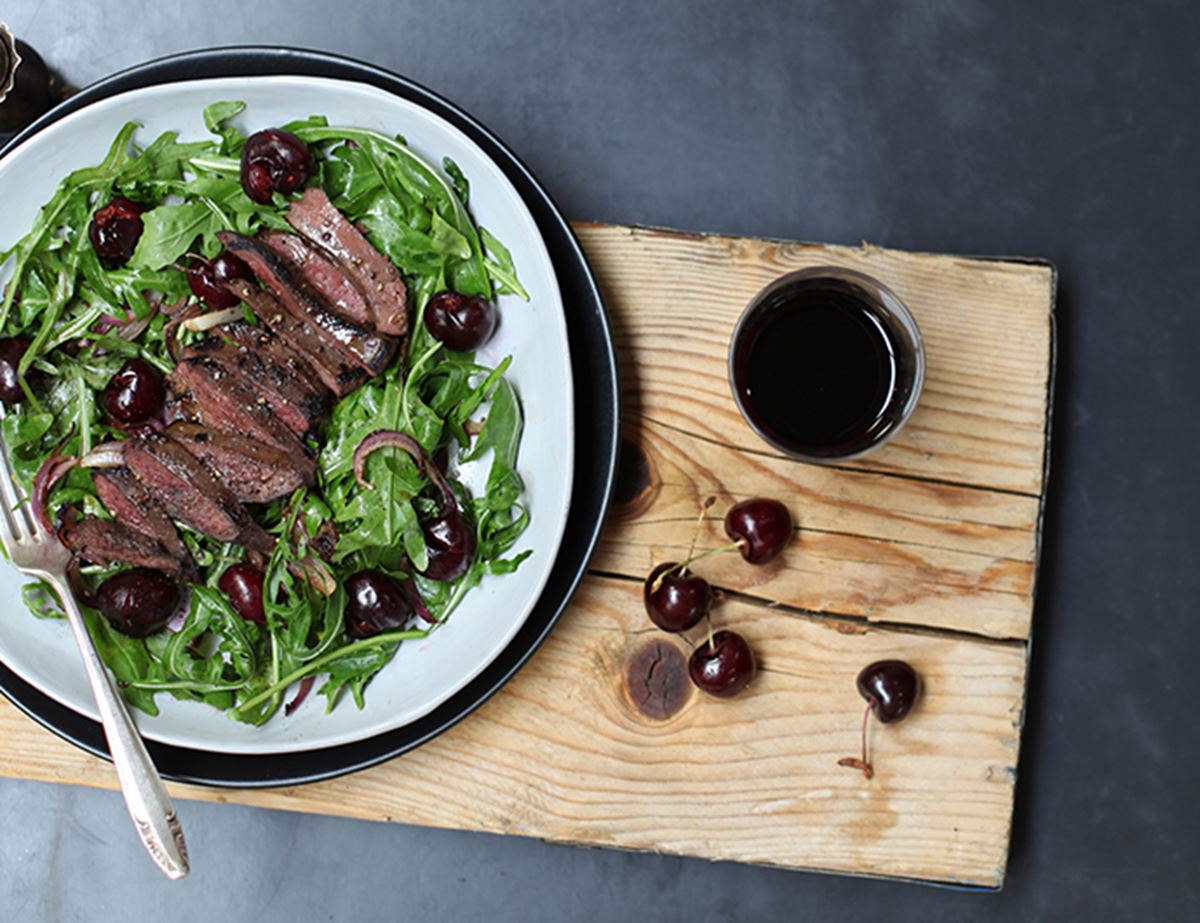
0, 448, 188, 880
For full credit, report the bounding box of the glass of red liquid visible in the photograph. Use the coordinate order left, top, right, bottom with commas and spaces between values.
728, 267, 924, 462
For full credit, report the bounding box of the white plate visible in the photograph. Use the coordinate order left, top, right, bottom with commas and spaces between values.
0, 75, 574, 754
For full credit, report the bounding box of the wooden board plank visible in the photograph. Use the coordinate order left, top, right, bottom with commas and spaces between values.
0, 223, 1052, 887
0, 576, 1026, 887
596, 414, 1039, 640
577, 224, 1053, 495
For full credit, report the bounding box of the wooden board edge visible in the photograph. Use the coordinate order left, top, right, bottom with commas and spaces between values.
987, 263, 1055, 892
0, 761, 1008, 889
569, 220, 1057, 288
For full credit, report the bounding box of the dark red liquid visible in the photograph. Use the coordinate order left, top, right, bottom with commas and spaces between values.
732, 278, 914, 458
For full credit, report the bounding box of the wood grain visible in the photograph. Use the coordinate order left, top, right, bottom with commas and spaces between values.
0, 224, 1054, 887
0, 576, 1026, 887
577, 224, 1054, 495
580, 223, 1052, 642
596, 414, 1040, 639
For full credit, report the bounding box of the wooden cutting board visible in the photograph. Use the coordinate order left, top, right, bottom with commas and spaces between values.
0, 223, 1055, 888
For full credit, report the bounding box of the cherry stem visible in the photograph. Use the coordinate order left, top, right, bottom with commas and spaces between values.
860, 699, 873, 777
705, 612, 715, 653
651, 539, 746, 592
685, 496, 717, 562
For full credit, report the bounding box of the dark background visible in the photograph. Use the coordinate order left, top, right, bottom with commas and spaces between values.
2, 1, 1195, 920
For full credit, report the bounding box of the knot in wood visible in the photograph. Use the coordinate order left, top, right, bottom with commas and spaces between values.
612, 437, 660, 519
624, 638, 689, 720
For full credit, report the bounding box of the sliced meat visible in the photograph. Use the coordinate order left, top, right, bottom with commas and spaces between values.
164, 388, 199, 425
226, 280, 368, 397
167, 422, 314, 503
261, 230, 374, 327
184, 330, 328, 436
286, 187, 410, 337
218, 232, 395, 376
94, 467, 189, 562
167, 357, 306, 455
61, 517, 183, 575
123, 433, 273, 554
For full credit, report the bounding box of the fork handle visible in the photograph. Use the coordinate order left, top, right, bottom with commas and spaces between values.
53, 576, 189, 880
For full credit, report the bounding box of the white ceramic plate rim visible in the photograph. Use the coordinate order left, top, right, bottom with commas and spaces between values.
0, 75, 574, 754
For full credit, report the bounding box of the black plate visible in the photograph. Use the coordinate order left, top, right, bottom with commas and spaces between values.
0, 47, 619, 787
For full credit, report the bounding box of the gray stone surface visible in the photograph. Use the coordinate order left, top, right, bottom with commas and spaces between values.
1, 0, 1197, 919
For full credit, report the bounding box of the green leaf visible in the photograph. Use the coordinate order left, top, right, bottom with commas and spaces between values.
82, 607, 163, 715
22, 581, 64, 619
118, 131, 213, 186
443, 157, 469, 205
203, 100, 247, 154
129, 201, 216, 270
480, 227, 530, 300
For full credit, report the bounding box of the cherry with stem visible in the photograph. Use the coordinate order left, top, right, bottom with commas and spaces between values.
838, 659, 920, 780
650, 495, 793, 592
644, 501, 716, 632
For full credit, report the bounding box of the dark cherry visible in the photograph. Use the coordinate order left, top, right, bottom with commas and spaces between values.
88, 197, 145, 266
688, 630, 756, 697
840, 659, 920, 779
857, 659, 919, 723
102, 358, 165, 423
420, 509, 476, 581
345, 569, 411, 639
187, 251, 252, 309
724, 497, 793, 564
95, 568, 180, 638
218, 563, 266, 624
643, 562, 712, 632
240, 128, 312, 203
0, 336, 34, 404
423, 291, 497, 352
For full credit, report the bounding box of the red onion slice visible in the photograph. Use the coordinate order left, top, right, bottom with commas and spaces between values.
116, 311, 154, 342
165, 586, 192, 633
32, 451, 77, 532
65, 557, 96, 607
164, 303, 206, 362
93, 313, 124, 336
285, 676, 315, 716
401, 579, 437, 625
79, 441, 126, 469
182, 307, 242, 333
353, 430, 456, 508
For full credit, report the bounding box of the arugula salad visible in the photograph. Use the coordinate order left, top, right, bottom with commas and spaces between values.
0, 101, 531, 724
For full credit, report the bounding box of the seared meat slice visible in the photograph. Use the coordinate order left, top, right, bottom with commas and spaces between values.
261, 230, 374, 328
226, 280, 368, 397
286, 187, 409, 337
123, 433, 273, 554
164, 388, 199, 425
94, 467, 189, 562
218, 232, 395, 376
167, 422, 314, 503
167, 357, 305, 455
184, 330, 328, 436
61, 517, 184, 575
